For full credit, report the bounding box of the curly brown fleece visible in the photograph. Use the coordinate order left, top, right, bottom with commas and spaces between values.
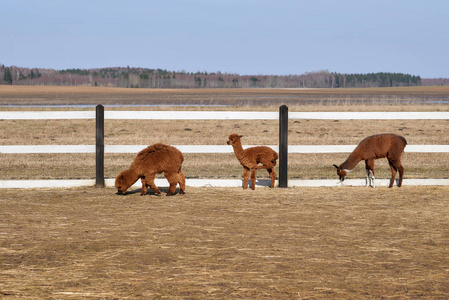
227, 133, 278, 190
115, 143, 185, 196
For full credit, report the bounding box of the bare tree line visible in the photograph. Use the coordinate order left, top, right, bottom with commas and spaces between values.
0, 64, 441, 89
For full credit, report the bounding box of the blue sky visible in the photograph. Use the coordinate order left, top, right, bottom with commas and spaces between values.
1, 0, 448, 78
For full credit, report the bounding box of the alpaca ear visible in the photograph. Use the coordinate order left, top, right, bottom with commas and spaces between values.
238, 135, 243, 138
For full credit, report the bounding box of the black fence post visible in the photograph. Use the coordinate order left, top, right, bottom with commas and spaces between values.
96, 104, 105, 188
279, 105, 288, 187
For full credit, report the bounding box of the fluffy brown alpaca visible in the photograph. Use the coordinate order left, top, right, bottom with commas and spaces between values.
227, 133, 278, 189
115, 143, 185, 196
333, 133, 407, 188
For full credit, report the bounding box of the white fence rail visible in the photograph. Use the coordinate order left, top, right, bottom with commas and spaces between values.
1, 109, 448, 188
0, 111, 279, 120
2, 144, 449, 154
2, 178, 448, 189
3, 111, 449, 120
289, 111, 449, 120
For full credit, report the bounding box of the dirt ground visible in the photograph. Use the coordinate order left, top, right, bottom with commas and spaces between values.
2, 186, 449, 299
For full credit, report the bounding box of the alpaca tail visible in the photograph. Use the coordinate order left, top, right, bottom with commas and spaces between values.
401, 136, 408, 146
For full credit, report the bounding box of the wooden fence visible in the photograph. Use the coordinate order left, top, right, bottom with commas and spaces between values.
1, 105, 449, 189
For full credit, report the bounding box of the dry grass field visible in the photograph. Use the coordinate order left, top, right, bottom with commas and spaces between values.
2, 117, 449, 180
1, 85, 449, 106
1, 86, 449, 298
2, 186, 449, 299
1, 85, 449, 180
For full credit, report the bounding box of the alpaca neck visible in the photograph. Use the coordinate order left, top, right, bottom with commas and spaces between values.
231, 141, 246, 161
340, 153, 361, 171
127, 166, 141, 180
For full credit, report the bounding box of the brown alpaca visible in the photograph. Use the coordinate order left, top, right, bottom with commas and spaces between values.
333, 133, 407, 188
227, 133, 278, 189
115, 143, 185, 196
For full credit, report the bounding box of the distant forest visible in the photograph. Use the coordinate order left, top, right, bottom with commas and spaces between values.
1, 64, 447, 88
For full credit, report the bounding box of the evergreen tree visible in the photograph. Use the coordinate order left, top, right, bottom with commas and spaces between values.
3, 67, 13, 84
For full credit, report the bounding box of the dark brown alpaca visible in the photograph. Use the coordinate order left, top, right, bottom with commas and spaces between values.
115, 143, 185, 196
227, 133, 278, 189
333, 133, 407, 188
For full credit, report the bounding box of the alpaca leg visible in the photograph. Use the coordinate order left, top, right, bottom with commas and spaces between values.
243, 167, 250, 189
391, 159, 404, 187
164, 172, 178, 196
140, 177, 148, 196
267, 168, 276, 188
145, 174, 161, 195
365, 159, 375, 188
397, 162, 404, 187
364, 160, 369, 186
250, 168, 257, 190
369, 169, 375, 188
388, 160, 398, 188
178, 170, 186, 194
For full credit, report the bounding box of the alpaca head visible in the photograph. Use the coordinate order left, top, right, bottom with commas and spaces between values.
333, 164, 349, 182
115, 170, 137, 195
227, 133, 242, 146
